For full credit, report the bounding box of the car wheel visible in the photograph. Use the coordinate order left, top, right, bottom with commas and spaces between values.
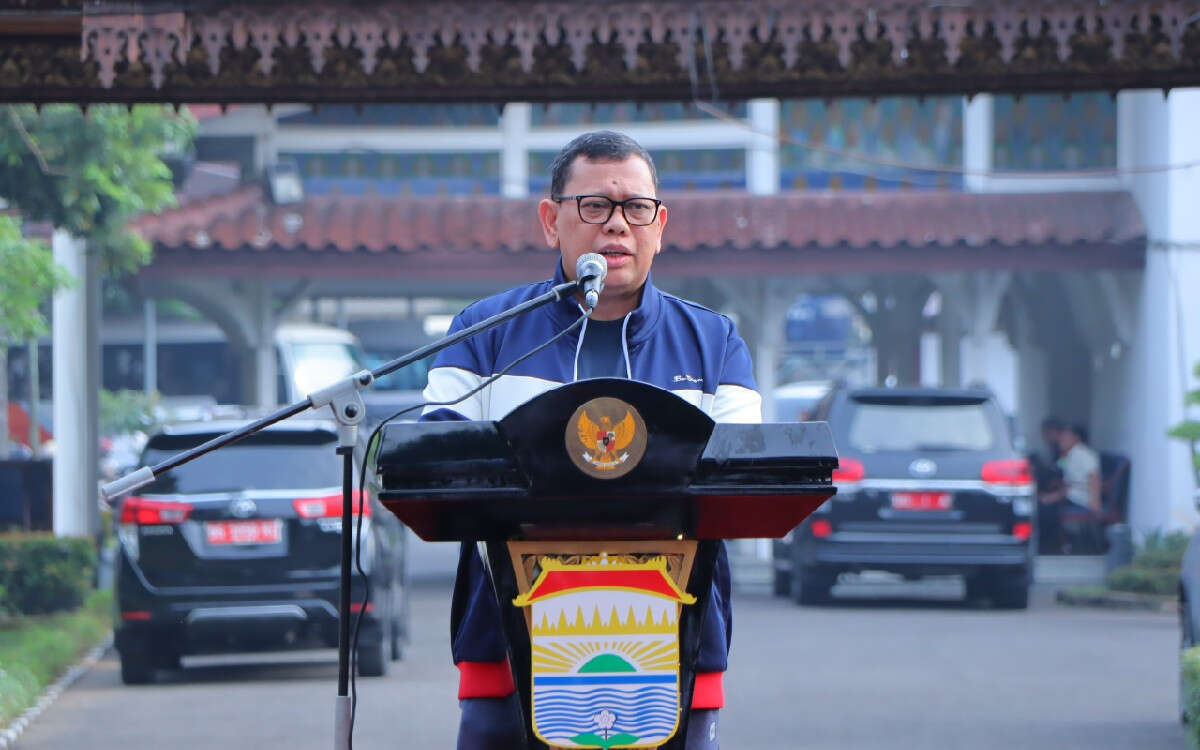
790, 544, 832, 606
1182, 599, 1194, 724
772, 569, 791, 598
119, 649, 155, 685
389, 586, 405, 662
991, 579, 1030, 610
358, 621, 388, 677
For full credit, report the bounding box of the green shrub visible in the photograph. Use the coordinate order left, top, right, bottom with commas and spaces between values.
1106, 565, 1177, 596
1107, 530, 1190, 597
1183, 647, 1200, 746
0, 534, 96, 615
0, 587, 110, 726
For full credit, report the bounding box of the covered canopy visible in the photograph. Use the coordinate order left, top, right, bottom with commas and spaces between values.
1, 1, 1198, 104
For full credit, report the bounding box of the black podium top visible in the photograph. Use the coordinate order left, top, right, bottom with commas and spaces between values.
374, 379, 837, 541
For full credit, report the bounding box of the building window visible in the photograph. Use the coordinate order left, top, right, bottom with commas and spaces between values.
280, 104, 500, 127
780, 97, 963, 190
530, 100, 747, 127
282, 151, 500, 195
992, 93, 1116, 171
527, 149, 744, 193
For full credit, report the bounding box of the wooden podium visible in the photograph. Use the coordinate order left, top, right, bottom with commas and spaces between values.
375, 379, 836, 749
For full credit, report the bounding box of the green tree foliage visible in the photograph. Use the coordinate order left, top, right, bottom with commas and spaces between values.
0, 216, 71, 341
1169, 361, 1200, 472
0, 104, 195, 274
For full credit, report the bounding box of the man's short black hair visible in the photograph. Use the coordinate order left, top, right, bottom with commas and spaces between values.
549, 130, 658, 198
1041, 417, 1064, 431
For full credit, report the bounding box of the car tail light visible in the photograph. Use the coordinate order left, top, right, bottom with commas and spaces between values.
832, 457, 865, 483
1012, 521, 1033, 541
121, 610, 152, 621
119, 496, 193, 524
292, 491, 371, 519
981, 459, 1032, 486
810, 519, 833, 538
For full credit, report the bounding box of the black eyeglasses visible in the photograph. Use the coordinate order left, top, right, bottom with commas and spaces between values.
553, 194, 663, 226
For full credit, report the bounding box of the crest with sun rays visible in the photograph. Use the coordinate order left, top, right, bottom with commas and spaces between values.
514, 557, 696, 749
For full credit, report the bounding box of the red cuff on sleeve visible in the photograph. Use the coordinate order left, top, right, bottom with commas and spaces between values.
691, 671, 725, 709
457, 660, 516, 699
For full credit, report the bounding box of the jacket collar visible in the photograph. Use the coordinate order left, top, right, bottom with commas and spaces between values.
549, 259, 663, 347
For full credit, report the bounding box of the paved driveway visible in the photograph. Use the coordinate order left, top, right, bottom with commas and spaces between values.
14, 577, 1186, 749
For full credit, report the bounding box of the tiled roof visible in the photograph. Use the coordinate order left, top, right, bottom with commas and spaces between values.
133, 188, 1145, 257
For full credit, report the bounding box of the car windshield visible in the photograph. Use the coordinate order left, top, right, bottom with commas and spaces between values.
288, 341, 365, 397
139, 431, 341, 494
847, 399, 995, 452
364, 354, 431, 391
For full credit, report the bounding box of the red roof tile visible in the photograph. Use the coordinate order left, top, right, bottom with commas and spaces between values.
132, 188, 1145, 257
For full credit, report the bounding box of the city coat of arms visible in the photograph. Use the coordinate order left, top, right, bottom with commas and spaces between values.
513, 556, 696, 749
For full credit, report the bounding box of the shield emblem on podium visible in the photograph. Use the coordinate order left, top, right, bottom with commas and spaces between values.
513, 556, 696, 749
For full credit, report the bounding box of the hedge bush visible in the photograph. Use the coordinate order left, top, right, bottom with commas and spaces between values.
0, 587, 110, 727
1183, 647, 1200, 746
1106, 530, 1190, 597
0, 534, 96, 616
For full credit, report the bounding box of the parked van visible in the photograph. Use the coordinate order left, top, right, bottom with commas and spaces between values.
98, 320, 367, 406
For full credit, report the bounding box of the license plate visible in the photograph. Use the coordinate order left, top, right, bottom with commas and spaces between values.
205, 519, 282, 545
891, 491, 952, 511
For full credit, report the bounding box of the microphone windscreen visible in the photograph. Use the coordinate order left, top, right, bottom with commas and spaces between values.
576, 253, 607, 282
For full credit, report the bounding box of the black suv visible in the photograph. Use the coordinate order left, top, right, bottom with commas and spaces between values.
113, 419, 409, 683
773, 386, 1035, 608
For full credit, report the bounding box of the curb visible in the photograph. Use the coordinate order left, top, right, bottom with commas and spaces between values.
0, 633, 113, 749
1054, 588, 1176, 613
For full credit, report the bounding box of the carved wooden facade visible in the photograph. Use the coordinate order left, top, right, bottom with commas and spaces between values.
1, 0, 1199, 104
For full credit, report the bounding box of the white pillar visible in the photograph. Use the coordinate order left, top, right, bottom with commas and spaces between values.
253, 281, 277, 407
962, 95, 993, 193
746, 98, 780, 195
52, 230, 91, 538
143, 297, 157, 396
1110, 89, 1200, 534
500, 102, 531, 198
755, 279, 791, 421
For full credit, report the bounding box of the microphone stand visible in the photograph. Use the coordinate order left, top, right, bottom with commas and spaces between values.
101, 277, 585, 750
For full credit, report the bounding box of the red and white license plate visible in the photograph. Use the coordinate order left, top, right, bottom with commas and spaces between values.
891, 491, 952, 511
205, 519, 283, 545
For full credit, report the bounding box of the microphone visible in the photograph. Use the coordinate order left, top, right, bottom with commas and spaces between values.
576, 253, 607, 311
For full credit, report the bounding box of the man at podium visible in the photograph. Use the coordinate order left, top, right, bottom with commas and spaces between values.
421, 130, 762, 748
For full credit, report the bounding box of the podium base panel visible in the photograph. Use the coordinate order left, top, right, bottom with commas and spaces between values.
507, 540, 700, 750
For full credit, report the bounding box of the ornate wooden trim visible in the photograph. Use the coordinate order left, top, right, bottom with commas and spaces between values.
1, 0, 1199, 102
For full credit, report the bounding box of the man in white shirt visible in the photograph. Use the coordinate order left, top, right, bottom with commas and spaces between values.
1056, 424, 1101, 512
1038, 423, 1101, 551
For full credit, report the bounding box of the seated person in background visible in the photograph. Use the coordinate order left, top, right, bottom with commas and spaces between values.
1037, 423, 1101, 551
1030, 417, 1064, 493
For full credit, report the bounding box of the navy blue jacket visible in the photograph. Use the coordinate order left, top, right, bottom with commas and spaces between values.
421, 263, 761, 700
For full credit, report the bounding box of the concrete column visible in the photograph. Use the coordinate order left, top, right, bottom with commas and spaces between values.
938, 311, 962, 388
52, 231, 92, 537
755, 279, 791, 421
500, 102, 531, 198
143, 297, 157, 396
253, 281, 277, 407
28, 339, 40, 457
85, 251, 100, 533
746, 98, 780, 195
1102, 89, 1200, 534
962, 95, 993, 193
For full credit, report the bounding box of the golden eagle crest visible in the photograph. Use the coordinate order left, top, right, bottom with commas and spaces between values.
566, 398, 647, 479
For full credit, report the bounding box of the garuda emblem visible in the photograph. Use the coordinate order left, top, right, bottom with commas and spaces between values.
566, 397, 647, 479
